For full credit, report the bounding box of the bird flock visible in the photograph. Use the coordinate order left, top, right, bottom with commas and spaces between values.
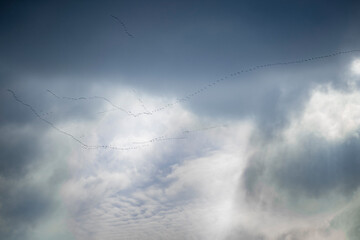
111, 15, 135, 38
8, 89, 229, 151
7, 13, 360, 152
48, 49, 360, 118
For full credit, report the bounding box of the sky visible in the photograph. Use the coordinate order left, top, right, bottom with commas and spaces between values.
1, 0, 360, 239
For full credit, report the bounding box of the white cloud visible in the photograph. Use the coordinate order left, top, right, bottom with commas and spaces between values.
351, 59, 360, 75
57, 84, 255, 240
285, 84, 360, 142
229, 82, 360, 239
37, 79, 360, 240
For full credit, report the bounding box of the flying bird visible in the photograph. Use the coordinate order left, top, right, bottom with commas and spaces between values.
110, 14, 134, 38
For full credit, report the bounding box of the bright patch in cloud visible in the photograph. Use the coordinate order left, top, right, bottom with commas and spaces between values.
351, 59, 360, 75
285, 85, 360, 142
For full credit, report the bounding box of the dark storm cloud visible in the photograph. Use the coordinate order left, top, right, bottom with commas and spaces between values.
242, 132, 360, 213
1, 0, 359, 131
0, 123, 52, 239
0, 124, 41, 178
0, 79, 48, 177
274, 135, 360, 197
0, 119, 71, 240
0, 181, 52, 239
1, 0, 359, 85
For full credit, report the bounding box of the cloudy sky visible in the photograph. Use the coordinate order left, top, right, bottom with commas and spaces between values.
1, 0, 360, 239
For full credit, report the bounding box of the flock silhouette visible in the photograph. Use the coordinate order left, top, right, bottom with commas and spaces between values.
8, 89, 228, 150
48, 49, 360, 118
47, 89, 153, 117
7, 13, 360, 152
111, 15, 135, 38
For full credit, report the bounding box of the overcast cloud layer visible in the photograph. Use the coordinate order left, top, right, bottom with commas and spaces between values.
1, 1, 360, 239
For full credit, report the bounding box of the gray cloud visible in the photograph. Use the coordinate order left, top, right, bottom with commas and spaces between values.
331, 205, 360, 240
0, 125, 41, 178
275, 135, 360, 197
1, 0, 360, 239
0, 181, 51, 239
239, 82, 360, 238
0, 126, 53, 239
225, 227, 265, 240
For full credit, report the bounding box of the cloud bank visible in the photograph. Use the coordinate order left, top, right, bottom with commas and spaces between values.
1, 1, 360, 239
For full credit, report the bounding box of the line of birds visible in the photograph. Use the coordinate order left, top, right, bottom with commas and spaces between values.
9, 89, 227, 151
111, 15, 134, 38
48, 49, 360, 118
132, 88, 151, 114
47, 89, 152, 117
148, 49, 360, 114
8, 50, 360, 151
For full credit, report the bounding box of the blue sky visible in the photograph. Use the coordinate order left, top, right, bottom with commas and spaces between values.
1, 0, 360, 239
